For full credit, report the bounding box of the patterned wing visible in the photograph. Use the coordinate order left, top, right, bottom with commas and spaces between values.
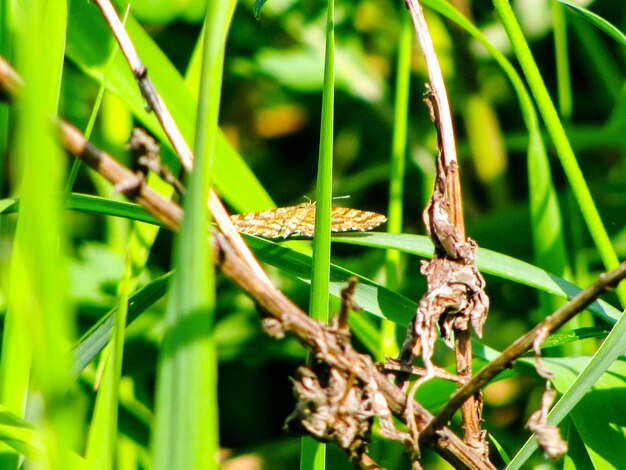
289, 203, 317, 237
229, 206, 295, 238
230, 203, 316, 238
278, 203, 315, 237
330, 207, 387, 233
230, 203, 386, 238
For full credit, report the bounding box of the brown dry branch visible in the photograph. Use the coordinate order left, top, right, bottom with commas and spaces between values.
73, 132, 488, 468
0, 55, 494, 469
398, 0, 490, 459
381, 361, 466, 385
59, 120, 184, 231
0, 56, 21, 103
421, 260, 626, 444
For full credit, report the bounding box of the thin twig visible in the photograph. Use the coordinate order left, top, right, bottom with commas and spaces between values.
421, 261, 626, 441
93, 0, 193, 169
0, 56, 22, 103
380, 361, 465, 384
405, 0, 463, 232
59, 120, 183, 230
93, 0, 271, 285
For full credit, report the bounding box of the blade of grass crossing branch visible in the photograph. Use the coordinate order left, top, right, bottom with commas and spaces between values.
492, 0, 626, 305
550, 2, 590, 352
301, 0, 335, 468
85, 251, 132, 468
508, 304, 626, 468
151, 1, 235, 469
0, 1, 77, 468
382, 12, 412, 359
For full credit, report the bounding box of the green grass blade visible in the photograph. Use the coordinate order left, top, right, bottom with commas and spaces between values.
559, 1, 626, 46
492, 0, 626, 305
539, 327, 608, 350
72, 272, 171, 376
84, 252, 132, 469
152, 1, 235, 468
553, 2, 573, 119
0, 1, 77, 468
69, 194, 163, 225
569, 17, 624, 101
302, 0, 335, 467
382, 12, 411, 359
309, 0, 335, 327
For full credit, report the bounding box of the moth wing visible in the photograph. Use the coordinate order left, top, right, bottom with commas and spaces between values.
289, 203, 316, 237
330, 207, 387, 233
230, 206, 293, 238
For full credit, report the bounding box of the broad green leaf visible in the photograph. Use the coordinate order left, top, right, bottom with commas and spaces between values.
332, 232, 622, 323
4, 194, 618, 325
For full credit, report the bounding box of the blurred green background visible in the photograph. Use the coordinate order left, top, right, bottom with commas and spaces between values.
1, 0, 626, 468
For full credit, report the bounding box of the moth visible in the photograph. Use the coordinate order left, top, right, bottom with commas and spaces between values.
230, 202, 387, 239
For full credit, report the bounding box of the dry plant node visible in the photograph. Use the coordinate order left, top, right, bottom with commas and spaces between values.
126, 127, 186, 197
526, 384, 568, 460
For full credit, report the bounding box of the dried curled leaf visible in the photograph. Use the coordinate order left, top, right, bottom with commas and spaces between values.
527, 387, 568, 460
285, 365, 374, 461
285, 338, 409, 466
400, 240, 489, 372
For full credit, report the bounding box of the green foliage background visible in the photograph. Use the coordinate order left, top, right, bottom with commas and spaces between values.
0, 0, 625, 469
